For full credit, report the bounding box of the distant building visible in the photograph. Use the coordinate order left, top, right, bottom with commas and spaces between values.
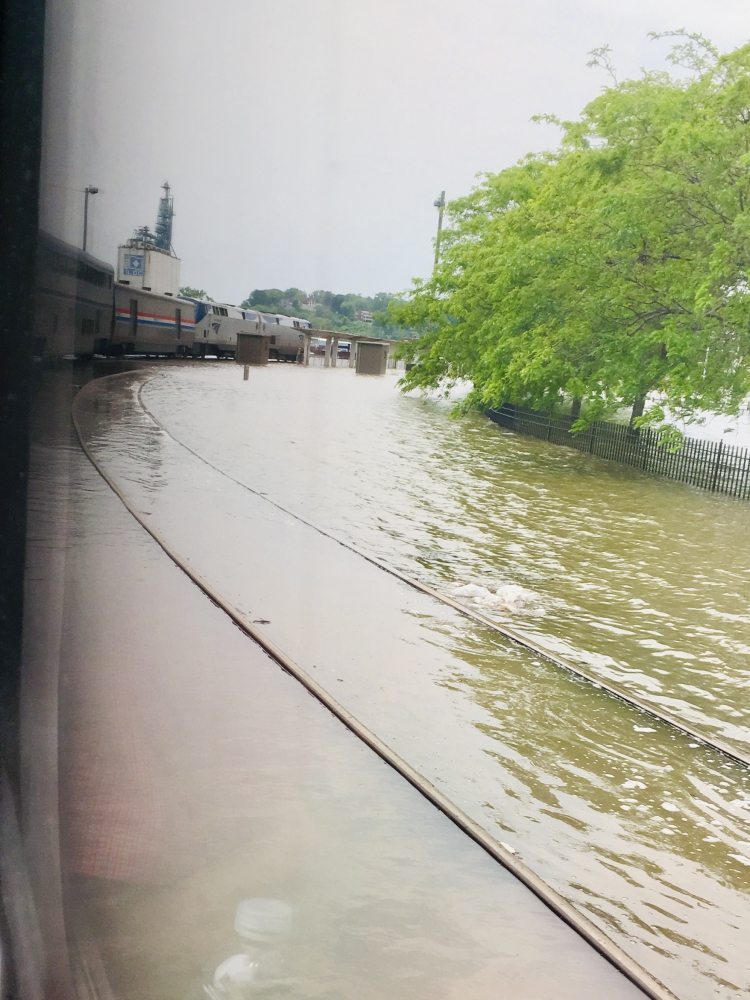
280, 299, 293, 308
117, 236, 180, 297
117, 182, 180, 296
302, 297, 317, 308
356, 310, 373, 323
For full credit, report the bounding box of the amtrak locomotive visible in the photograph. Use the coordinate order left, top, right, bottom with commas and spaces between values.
187, 301, 312, 361
33, 184, 314, 361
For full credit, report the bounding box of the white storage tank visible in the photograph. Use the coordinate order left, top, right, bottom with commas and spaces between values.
117, 239, 181, 298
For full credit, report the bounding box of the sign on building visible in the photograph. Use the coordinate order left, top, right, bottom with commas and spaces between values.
122, 253, 144, 276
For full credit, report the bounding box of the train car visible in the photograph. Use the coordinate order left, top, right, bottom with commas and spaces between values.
190, 300, 264, 358
111, 283, 195, 356
261, 313, 313, 362
34, 231, 115, 358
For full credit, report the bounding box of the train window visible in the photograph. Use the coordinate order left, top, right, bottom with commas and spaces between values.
270, 335, 276, 344
176, 308, 181, 340
95, 310, 101, 335
76, 260, 111, 287
130, 299, 138, 336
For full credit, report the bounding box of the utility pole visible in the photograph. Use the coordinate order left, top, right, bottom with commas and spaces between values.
433, 190, 446, 269
83, 186, 99, 252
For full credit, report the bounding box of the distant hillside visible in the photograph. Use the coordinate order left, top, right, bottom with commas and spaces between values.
240, 287, 413, 340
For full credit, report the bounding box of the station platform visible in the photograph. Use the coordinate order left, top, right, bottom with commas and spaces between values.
23, 365, 658, 998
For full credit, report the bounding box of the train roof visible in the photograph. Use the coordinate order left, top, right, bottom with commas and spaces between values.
259, 312, 313, 328
37, 230, 114, 276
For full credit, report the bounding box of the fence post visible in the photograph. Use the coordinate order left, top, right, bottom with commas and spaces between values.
546, 414, 552, 441
588, 422, 597, 453
640, 428, 650, 471
710, 440, 724, 492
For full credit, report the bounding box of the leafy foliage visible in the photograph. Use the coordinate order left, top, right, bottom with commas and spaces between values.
392, 37, 750, 426
241, 287, 412, 338
180, 286, 214, 301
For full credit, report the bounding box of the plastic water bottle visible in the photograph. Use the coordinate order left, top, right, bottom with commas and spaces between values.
200, 898, 294, 999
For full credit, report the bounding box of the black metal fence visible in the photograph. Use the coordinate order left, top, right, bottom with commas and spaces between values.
486, 404, 750, 500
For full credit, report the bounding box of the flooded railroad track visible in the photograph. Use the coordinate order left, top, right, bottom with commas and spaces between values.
76, 364, 750, 999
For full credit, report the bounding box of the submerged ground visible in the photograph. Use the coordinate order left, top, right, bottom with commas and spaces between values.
62, 362, 750, 998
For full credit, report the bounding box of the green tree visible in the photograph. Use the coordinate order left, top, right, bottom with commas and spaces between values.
239, 287, 414, 337
393, 36, 750, 428
242, 288, 284, 310
180, 286, 214, 301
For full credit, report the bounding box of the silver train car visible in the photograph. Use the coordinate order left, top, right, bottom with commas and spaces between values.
34, 231, 115, 358
33, 233, 315, 363
111, 283, 195, 356
261, 312, 313, 362
190, 300, 263, 358
189, 300, 312, 361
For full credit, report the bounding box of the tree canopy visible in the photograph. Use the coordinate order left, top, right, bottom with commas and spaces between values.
179, 286, 214, 301
241, 287, 411, 338
391, 36, 750, 427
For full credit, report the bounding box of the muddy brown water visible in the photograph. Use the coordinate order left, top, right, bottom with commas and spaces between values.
25, 365, 651, 1000
69, 363, 750, 999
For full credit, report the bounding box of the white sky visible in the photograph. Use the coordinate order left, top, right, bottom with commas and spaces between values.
40, 0, 750, 304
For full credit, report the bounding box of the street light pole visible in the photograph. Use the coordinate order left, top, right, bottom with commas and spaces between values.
83, 186, 99, 252
433, 190, 446, 269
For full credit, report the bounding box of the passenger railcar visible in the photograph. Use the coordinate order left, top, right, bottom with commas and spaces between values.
34, 231, 115, 358
33, 230, 316, 364
111, 283, 195, 356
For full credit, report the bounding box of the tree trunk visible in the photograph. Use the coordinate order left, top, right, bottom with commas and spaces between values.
630, 396, 646, 426
570, 398, 582, 421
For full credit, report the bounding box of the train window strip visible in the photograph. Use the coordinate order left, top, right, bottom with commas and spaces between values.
39, 246, 113, 287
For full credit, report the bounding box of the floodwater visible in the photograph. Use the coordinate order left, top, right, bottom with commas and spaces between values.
70, 362, 750, 999
24, 366, 645, 1000
142, 364, 750, 753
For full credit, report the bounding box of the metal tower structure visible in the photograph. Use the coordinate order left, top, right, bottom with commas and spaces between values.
154, 181, 174, 252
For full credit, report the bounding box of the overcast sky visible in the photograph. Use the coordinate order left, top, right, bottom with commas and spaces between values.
40, 0, 750, 303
